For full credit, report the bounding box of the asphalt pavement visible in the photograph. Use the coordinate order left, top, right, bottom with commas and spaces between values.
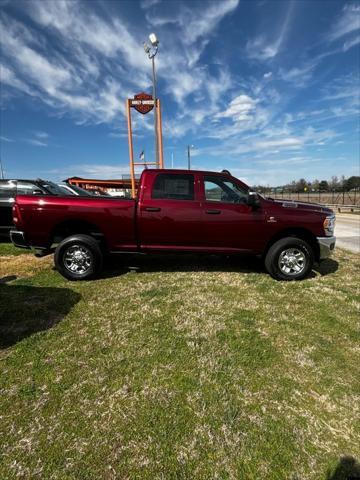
335, 214, 360, 253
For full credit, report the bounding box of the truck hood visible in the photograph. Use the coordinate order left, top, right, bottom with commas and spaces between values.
264, 197, 334, 215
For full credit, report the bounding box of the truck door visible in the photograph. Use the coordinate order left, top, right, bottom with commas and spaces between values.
199, 174, 265, 252
138, 172, 202, 250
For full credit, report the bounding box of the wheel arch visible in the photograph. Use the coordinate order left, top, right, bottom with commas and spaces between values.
49, 219, 107, 251
264, 228, 320, 262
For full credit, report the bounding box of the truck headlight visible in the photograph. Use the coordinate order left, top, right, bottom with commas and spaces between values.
323, 215, 335, 236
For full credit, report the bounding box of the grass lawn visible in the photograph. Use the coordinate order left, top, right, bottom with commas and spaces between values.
0, 240, 31, 256
0, 243, 359, 479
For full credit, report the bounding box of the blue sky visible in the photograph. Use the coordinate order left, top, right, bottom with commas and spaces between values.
0, 0, 359, 186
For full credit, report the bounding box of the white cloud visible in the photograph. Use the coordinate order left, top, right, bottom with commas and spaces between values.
0, 63, 34, 95
0, 17, 74, 96
48, 163, 136, 180
180, 0, 239, 45
140, 0, 161, 9
28, 0, 148, 70
0, 12, 130, 125
146, 0, 239, 45
0, 0, 236, 131
254, 137, 302, 150
24, 138, 48, 147
328, 3, 360, 42
263, 72, 272, 79
216, 94, 257, 122
34, 131, 49, 139
0, 135, 14, 142
343, 34, 360, 51
246, 1, 295, 60
279, 62, 316, 87
255, 156, 321, 166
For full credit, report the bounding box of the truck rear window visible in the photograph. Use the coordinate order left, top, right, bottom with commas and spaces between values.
152, 174, 194, 201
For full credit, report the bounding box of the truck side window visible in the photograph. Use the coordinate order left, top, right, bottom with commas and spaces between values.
204, 176, 248, 204
152, 174, 195, 200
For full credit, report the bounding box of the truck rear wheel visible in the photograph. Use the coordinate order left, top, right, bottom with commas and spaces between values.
264, 237, 314, 281
54, 234, 103, 280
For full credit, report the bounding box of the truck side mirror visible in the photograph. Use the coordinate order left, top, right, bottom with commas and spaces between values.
248, 191, 261, 208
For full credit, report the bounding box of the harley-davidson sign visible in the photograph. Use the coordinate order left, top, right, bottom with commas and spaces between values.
130, 92, 154, 114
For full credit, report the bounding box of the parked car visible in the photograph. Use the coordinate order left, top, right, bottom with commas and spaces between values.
10, 169, 336, 281
0, 179, 72, 236
57, 183, 93, 196
88, 187, 110, 196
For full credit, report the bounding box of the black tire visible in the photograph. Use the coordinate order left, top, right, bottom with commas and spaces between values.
264, 237, 314, 281
54, 234, 103, 281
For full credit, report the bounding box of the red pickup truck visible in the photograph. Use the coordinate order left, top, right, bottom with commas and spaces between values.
10, 169, 336, 281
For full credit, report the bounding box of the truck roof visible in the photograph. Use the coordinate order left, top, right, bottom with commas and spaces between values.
140, 169, 249, 189
141, 168, 233, 176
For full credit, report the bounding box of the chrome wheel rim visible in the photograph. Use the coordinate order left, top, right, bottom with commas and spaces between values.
278, 248, 306, 276
63, 244, 92, 275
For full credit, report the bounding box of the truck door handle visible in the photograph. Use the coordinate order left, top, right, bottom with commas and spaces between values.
144, 207, 161, 212
205, 209, 221, 214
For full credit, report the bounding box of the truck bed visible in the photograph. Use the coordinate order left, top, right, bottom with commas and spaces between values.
14, 195, 137, 251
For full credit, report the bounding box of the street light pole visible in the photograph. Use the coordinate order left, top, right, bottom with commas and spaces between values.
151, 55, 158, 167
187, 145, 194, 170
144, 33, 159, 167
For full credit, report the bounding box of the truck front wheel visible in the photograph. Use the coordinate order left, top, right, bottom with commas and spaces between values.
264, 237, 314, 281
54, 234, 103, 281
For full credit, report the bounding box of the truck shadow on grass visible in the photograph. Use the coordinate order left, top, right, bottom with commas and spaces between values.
0, 284, 81, 348
325, 455, 360, 480
100, 254, 264, 278
100, 254, 338, 279
314, 258, 339, 276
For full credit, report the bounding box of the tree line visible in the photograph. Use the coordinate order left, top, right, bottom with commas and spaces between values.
253, 175, 360, 193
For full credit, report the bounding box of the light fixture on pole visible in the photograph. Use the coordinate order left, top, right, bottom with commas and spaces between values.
143, 33, 159, 166
187, 145, 195, 170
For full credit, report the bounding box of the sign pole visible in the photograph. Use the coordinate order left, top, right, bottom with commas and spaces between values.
157, 99, 164, 169
126, 99, 136, 198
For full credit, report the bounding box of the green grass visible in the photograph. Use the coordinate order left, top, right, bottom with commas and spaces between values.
0, 241, 30, 256
0, 247, 359, 479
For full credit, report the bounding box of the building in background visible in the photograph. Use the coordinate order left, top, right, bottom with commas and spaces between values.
66, 176, 141, 197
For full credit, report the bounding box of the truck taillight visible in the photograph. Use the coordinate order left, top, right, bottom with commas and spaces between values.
12, 204, 22, 227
